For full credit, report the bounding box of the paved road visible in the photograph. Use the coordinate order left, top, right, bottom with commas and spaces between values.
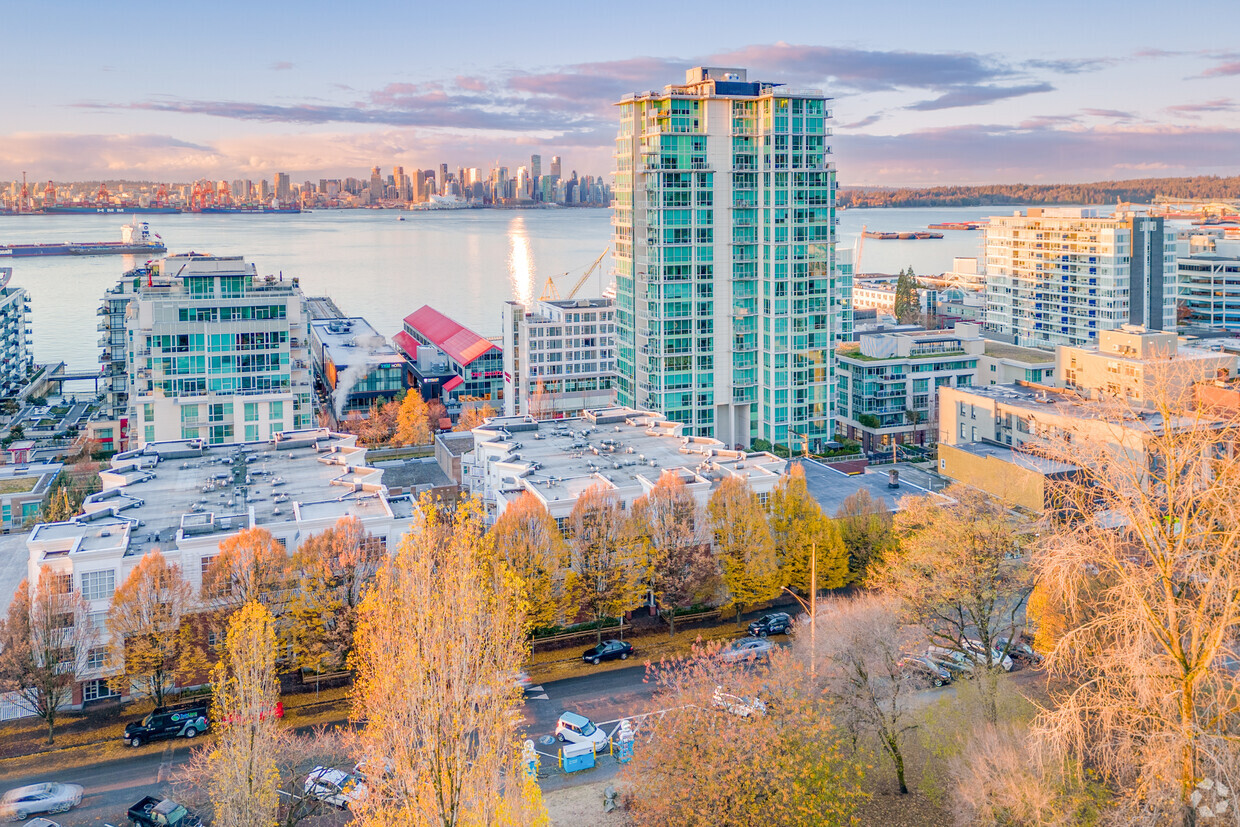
0, 665, 662, 826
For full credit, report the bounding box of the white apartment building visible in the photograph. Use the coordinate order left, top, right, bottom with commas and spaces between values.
613, 66, 848, 450
851, 277, 937, 318
501, 298, 616, 418
25, 429, 416, 704
102, 255, 315, 450
985, 208, 1175, 349
1178, 236, 1240, 332
463, 407, 786, 523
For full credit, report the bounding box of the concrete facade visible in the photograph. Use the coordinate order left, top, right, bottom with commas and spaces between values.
501, 298, 616, 418
1056, 325, 1235, 404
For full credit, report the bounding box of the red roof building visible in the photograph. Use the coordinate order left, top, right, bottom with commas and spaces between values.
395, 305, 504, 409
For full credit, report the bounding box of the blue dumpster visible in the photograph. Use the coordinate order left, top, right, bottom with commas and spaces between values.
561, 741, 596, 773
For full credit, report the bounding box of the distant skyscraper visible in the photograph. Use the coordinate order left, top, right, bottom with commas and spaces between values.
369, 166, 383, 204
550, 156, 561, 178
613, 66, 844, 448
274, 172, 291, 204
437, 164, 448, 194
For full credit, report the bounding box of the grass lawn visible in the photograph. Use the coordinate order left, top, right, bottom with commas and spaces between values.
0, 477, 38, 494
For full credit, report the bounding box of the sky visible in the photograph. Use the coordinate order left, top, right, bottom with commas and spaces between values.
3, 0, 1239, 187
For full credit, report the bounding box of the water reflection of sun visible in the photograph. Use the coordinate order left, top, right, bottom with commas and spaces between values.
508, 215, 534, 307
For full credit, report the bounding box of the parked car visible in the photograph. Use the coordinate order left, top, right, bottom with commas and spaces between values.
718, 637, 775, 664
304, 767, 368, 810
582, 639, 633, 665
555, 711, 610, 752
0, 784, 83, 821
512, 671, 533, 690
926, 647, 975, 677
900, 655, 952, 687
964, 638, 1015, 672
124, 701, 210, 748
126, 796, 201, 827
747, 612, 794, 637
711, 686, 767, 718
996, 636, 1044, 666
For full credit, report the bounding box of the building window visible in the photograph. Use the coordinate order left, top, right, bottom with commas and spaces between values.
80, 570, 116, 602
82, 679, 118, 703
86, 647, 107, 670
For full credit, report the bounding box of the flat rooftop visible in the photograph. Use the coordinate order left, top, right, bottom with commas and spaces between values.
475, 408, 785, 503
982, 340, 1055, 363
797, 459, 950, 514
951, 383, 1187, 431
57, 429, 390, 556
311, 318, 402, 368
948, 442, 1079, 476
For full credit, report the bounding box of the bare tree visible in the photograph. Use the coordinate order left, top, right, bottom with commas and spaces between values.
812, 595, 922, 794
350, 497, 545, 825
630, 472, 717, 636
567, 485, 640, 642
491, 491, 572, 631
877, 485, 1031, 725
0, 567, 95, 744
201, 601, 282, 827
1032, 382, 1240, 825
107, 550, 194, 705
708, 476, 779, 624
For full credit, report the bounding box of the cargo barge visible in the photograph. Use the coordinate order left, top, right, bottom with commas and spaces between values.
0, 220, 166, 258
927, 221, 985, 230
862, 230, 944, 240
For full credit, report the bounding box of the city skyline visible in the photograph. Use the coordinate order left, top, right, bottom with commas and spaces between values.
2, 0, 1237, 187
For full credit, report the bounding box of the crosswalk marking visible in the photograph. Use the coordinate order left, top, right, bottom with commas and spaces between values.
529, 693, 549, 700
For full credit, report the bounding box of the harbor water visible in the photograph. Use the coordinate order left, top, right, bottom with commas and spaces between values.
1, 206, 1019, 373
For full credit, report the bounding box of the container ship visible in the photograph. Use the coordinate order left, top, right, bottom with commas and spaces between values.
42, 205, 181, 215
862, 230, 944, 240
0, 220, 167, 258
197, 206, 301, 214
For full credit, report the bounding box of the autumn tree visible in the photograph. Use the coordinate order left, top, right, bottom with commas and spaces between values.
708, 476, 779, 624
286, 516, 384, 674
454, 401, 498, 432
394, 390, 432, 446
107, 550, 193, 705
630, 472, 716, 636
426, 399, 448, 433
43, 485, 76, 523
527, 380, 553, 421
202, 601, 282, 827
769, 464, 849, 594
835, 488, 894, 585
490, 491, 571, 631
812, 595, 923, 795
623, 645, 867, 825
204, 526, 289, 611
567, 485, 640, 642
0, 568, 95, 744
878, 485, 1030, 724
1031, 386, 1240, 825
893, 267, 920, 325
354, 399, 400, 446
350, 497, 545, 826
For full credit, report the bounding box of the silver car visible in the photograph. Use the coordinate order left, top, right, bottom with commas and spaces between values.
0, 783, 83, 821
718, 637, 775, 664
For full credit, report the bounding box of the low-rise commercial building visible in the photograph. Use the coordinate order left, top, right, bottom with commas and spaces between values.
309, 317, 406, 422
977, 340, 1057, 386
464, 406, 786, 523
1056, 325, 1234, 404
937, 441, 1080, 513
0, 461, 62, 532
394, 306, 503, 413
501, 298, 616, 419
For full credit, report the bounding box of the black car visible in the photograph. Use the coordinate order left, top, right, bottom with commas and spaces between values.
996, 636, 1044, 667
582, 639, 633, 665
747, 612, 793, 638
124, 701, 210, 748
900, 655, 952, 687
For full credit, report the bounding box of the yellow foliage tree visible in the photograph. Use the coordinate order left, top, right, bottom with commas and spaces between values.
454, 402, 497, 432
350, 497, 545, 825
107, 550, 193, 706
393, 391, 432, 446
567, 485, 641, 642
769, 464, 849, 594
204, 601, 281, 827
708, 476, 779, 624
490, 491, 571, 632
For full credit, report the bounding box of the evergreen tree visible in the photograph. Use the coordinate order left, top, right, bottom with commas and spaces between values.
893, 267, 921, 325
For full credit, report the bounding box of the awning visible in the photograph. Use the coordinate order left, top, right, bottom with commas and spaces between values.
443, 375, 464, 392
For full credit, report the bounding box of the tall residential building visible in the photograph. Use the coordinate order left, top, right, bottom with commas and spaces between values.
530, 154, 542, 181
1178, 236, 1240, 331
984, 208, 1175, 349
0, 268, 32, 396
102, 254, 313, 449
501, 297, 616, 418
550, 156, 561, 178
613, 66, 844, 448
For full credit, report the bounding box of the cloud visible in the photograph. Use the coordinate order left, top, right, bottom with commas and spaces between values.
1082, 108, 1136, 120
269, 61, 294, 71
906, 82, 1054, 111
454, 76, 490, 92
1201, 61, 1240, 78
1166, 98, 1237, 118
835, 123, 1240, 187
841, 114, 883, 130
1023, 57, 1112, 74
1018, 114, 1081, 129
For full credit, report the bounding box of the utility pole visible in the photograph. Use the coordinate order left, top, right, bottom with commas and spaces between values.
781, 541, 817, 681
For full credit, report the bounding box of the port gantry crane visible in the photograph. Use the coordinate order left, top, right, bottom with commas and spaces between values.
538, 246, 610, 302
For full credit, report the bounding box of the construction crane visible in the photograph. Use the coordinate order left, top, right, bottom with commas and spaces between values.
95, 182, 110, 206
855, 224, 867, 273
539, 246, 609, 301
18, 172, 31, 214
42, 181, 55, 209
